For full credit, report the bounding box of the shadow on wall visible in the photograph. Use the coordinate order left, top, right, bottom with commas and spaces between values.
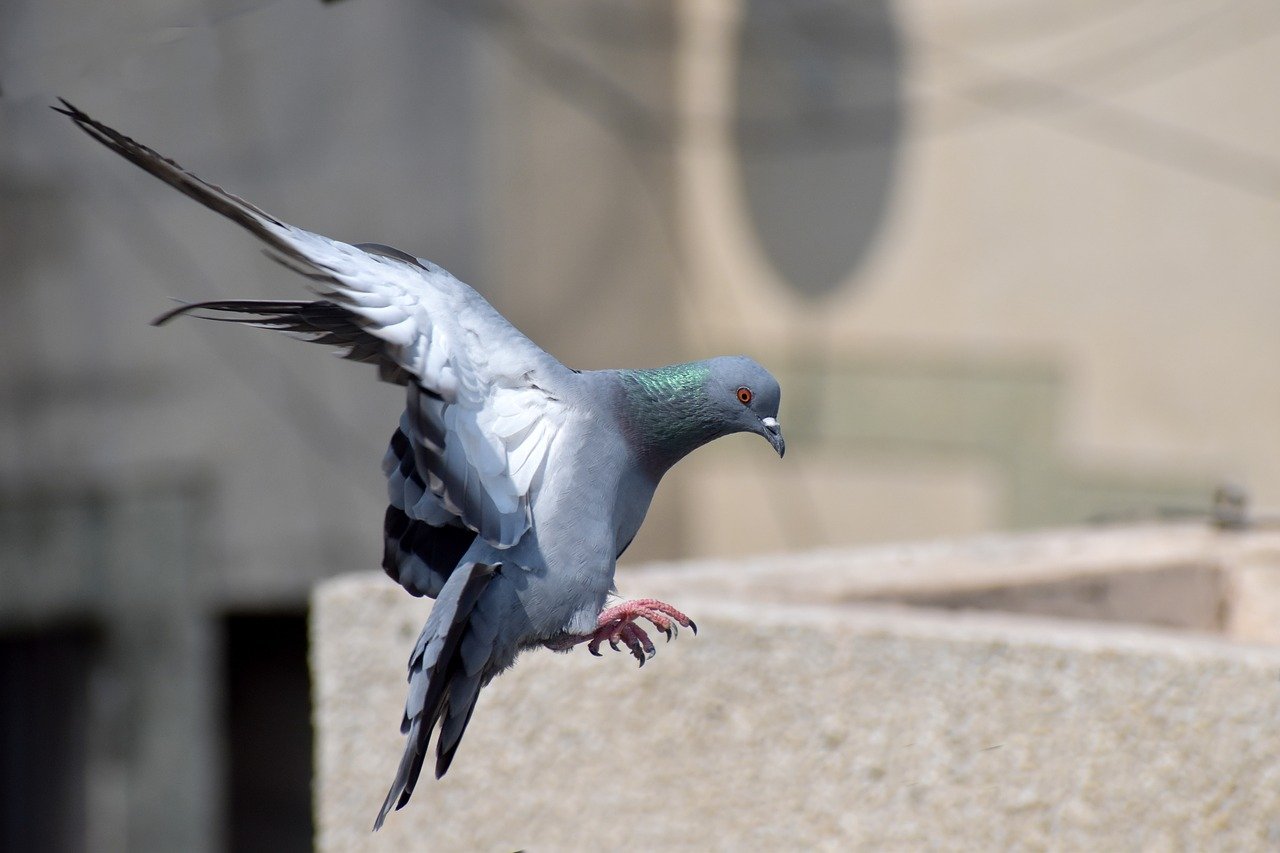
734, 0, 902, 301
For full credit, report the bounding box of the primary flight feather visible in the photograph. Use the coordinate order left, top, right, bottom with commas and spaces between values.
57, 100, 785, 829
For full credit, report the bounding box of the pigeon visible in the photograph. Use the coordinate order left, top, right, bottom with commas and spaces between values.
57, 101, 785, 829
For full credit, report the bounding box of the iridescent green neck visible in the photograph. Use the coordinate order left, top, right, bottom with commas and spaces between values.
617, 362, 725, 472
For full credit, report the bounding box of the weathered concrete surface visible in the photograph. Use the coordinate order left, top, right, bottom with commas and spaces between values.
621, 524, 1280, 640
313, 559, 1280, 850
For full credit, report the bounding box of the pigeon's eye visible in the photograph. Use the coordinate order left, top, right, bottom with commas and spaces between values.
736, 387, 753, 405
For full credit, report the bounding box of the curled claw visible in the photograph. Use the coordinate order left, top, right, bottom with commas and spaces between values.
631, 599, 696, 639
567, 598, 697, 664
636, 623, 657, 657
618, 623, 655, 666
623, 634, 644, 667
638, 609, 670, 640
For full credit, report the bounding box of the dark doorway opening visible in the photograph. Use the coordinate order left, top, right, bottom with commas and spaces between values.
223, 613, 312, 853
0, 625, 98, 853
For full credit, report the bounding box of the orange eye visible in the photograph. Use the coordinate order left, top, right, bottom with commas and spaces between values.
736, 387, 753, 405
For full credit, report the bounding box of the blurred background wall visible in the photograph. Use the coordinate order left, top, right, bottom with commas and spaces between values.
1, 0, 1276, 849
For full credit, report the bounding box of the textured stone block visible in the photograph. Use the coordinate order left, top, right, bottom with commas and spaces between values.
313, 570, 1280, 851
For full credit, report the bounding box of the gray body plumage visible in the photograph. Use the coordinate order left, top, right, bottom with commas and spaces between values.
58, 101, 784, 831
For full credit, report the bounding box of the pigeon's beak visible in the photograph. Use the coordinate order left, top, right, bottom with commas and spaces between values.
760, 416, 785, 458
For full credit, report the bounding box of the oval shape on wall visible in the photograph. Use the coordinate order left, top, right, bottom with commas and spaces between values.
732, 0, 904, 301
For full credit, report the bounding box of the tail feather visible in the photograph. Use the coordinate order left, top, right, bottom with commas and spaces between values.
436, 676, 483, 779
373, 562, 499, 831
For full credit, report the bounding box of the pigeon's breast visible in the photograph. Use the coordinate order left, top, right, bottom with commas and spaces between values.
612, 463, 659, 558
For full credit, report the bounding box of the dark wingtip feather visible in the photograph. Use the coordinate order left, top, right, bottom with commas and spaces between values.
152, 299, 311, 327
54, 98, 304, 261
50, 98, 79, 118
152, 302, 200, 326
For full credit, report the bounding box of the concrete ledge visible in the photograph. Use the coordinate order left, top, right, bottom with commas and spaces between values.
312, 567, 1280, 850
620, 524, 1280, 639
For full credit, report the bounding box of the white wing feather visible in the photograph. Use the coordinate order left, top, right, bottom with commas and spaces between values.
266, 227, 567, 548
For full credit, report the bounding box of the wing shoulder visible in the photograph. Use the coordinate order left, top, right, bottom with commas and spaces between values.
395, 369, 574, 552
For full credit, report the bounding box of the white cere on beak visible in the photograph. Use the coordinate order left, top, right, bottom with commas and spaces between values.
762, 417, 779, 430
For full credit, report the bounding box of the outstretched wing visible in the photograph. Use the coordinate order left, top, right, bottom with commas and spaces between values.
59, 100, 570, 550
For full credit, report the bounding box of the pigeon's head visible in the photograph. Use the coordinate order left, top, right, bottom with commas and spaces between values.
705, 355, 785, 458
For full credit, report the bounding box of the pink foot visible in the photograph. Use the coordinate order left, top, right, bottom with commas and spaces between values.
548, 599, 697, 666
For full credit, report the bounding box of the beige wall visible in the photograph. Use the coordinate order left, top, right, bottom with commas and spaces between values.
664, 0, 1280, 557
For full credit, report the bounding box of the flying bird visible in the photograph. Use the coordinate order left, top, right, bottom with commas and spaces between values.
57, 100, 785, 829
